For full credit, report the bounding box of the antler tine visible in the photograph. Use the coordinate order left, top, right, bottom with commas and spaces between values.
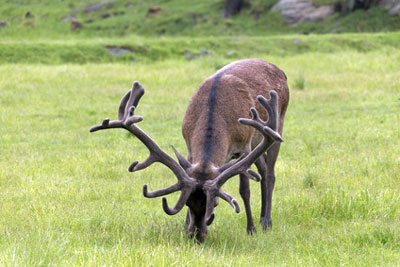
202, 187, 241, 226
90, 118, 123, 132
162, 188, 194, 215
217, 189, 241, 213
119, 81, 145, 120
172, 146, 192, 170
217, 154, 246, 174
213, 90, 283, 188
257, 90, 278, 130
204, 190, 217, 225
142, 183, 181, 198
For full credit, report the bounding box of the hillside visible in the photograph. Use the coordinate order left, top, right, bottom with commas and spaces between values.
0, 0, 399, 38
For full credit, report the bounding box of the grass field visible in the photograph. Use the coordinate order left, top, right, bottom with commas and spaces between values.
0, 31, 399, 265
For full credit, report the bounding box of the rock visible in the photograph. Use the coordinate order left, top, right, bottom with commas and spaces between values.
85, 2, 112, 13
388, 4, 400, 15
200, 49, 212, 56
60, 15, 76, 22
184, 49, 212, 60
25, 11, 33, 18
71, 20, 82, 31
101, 13, 111, 19
272, 0, 334, 25
304, 5, 335, 22
125, 2, 134, 7
0, 21, 7, 27
380, 0, 400, 16
105, 45, 132, 57
146, 6, 161, 16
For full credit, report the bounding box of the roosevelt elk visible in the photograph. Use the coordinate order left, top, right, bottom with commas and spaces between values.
90, 59, 289, 242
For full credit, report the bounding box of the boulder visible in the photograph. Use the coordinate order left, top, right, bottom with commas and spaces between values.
380, 0, 400, 15
271, 0, 334, 25
146, 6, 161, 16
71, 20, 82, 31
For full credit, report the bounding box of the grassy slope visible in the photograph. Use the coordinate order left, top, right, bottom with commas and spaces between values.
1, 32, 400, 64
1, 33, 400, 265
0, 0, 399, 39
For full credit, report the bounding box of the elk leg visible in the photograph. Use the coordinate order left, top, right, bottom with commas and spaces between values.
257, 142, 281, 231
255, 154, 269, 228
239, 174, 256, 234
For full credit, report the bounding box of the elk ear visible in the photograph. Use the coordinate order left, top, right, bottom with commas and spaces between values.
171, 146, 192, 170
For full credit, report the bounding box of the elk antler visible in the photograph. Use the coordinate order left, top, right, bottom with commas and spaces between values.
202, 90, 283, 225
90, 81, 197, 215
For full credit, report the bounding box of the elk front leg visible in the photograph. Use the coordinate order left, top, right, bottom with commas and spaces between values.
255, 154, 270, 230
257, 143, 280, 230
239, 174, 256, 234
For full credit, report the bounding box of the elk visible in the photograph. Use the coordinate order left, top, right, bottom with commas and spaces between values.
90, 59, 289, 242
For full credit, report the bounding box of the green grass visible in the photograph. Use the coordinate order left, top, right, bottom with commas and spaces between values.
1, 32, 400, 64
1, 32, 399, 265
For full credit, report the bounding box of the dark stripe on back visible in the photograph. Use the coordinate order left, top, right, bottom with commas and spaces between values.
201, 71, 224, 172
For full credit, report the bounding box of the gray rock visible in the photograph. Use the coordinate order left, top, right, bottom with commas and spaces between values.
0, 21, 7, 27
105, 46, 132, 57
380, 0, 400, 16
60, 15, 76, 22
272, 0, 334, 25
184, 49, 212, 60
85, 2, 112, 13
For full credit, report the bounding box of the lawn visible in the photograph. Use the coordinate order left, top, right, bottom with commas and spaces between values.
0, 33, 399, 266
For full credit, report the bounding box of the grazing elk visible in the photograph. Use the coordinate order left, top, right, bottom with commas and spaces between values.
90, 59, 289, 242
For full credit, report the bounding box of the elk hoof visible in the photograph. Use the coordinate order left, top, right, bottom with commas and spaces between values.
247, 225, 257, 235
260, 217, 272, 231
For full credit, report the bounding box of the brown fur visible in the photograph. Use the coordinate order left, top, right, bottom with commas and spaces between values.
183, 59, 289, 179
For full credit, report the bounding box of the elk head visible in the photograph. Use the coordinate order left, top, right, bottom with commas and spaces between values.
90, 81, 282, 242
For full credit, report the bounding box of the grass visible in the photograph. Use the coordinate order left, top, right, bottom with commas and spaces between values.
1, 31, 399, 265
1, 32, 400, 64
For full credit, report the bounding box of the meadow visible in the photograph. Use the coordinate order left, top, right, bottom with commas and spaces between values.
0, 30, 399, 266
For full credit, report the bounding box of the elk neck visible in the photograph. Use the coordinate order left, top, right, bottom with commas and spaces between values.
188, 69, 231, 180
